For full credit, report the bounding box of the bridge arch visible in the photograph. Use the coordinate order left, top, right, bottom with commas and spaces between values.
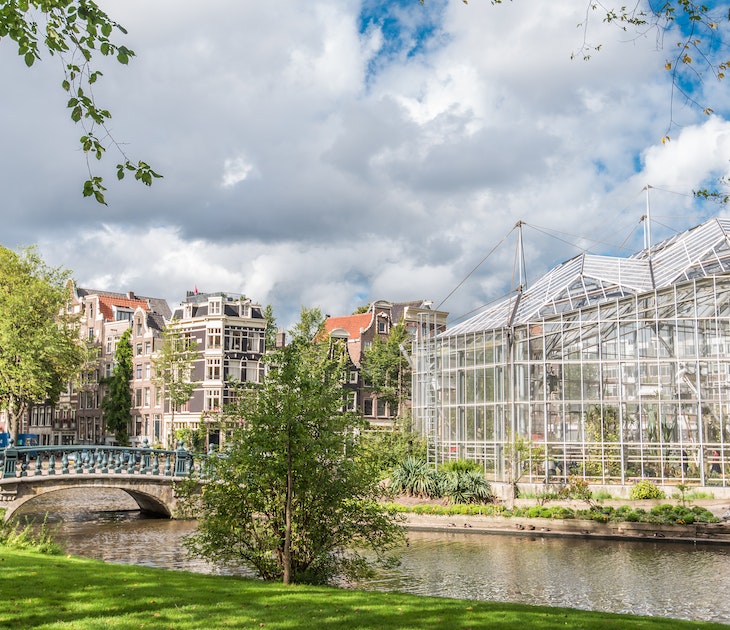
1, 475, 189, 522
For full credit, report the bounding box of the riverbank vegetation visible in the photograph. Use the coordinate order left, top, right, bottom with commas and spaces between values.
1, 546, 726, 630
386, 501, 721, 525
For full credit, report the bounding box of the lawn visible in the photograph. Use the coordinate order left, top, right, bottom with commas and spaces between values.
0, 546, 726, 629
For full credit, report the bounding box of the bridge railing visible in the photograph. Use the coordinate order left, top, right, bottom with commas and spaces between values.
0, 439, 206, 480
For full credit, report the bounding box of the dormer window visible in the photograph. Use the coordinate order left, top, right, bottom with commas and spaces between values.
209, 298, 222, 315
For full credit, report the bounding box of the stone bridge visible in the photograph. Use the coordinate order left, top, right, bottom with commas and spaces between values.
0, 442, 206, 522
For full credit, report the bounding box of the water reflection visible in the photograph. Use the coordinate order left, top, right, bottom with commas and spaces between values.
361, 531, 730, 624
14, 488, 730, 624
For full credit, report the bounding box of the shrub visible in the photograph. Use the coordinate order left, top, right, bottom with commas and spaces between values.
565, 476, 595, 506
441, 470, 493, 505
629, 480, 666, 500
439, 459, 482, 474
390, 457, 442, 498
0, 516, 61, 555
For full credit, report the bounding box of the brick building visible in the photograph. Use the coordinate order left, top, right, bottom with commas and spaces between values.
323, 300, 447, 428
164, 291, 268, 446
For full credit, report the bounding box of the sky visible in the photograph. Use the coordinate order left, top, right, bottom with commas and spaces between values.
3, 0, 730, 330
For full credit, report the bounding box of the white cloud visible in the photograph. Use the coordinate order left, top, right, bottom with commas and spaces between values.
5, 0, 730, 331
221, 155, 257, 189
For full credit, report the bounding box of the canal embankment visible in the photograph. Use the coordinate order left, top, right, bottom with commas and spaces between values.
400, 497, 730, 544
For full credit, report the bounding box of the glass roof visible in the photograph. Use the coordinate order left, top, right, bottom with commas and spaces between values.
444, 218, 730, 337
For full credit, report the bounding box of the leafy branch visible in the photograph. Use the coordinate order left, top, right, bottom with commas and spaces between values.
575, 1, 729, 141
0, 0, 161, 204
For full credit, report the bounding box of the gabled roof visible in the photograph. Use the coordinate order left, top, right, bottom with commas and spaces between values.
97, 296, 149, 322
445, 217, 730, 336
323, 313, 373, 340
76, 287, 172, 320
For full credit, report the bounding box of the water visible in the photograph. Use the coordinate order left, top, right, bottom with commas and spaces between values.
361, 531, 730, 624
13, 488, 730, 624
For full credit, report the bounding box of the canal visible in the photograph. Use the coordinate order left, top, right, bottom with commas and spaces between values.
13, 488, 730, 624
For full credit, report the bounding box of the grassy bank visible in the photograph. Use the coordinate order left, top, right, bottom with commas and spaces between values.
0, 546, 726, 629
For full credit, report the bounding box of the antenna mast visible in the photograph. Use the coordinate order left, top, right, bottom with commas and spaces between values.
643, 185, 653, 254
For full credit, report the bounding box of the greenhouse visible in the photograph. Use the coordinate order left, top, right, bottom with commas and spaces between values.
412, 218, 730, 487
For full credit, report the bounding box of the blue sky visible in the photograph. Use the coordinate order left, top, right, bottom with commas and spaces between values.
358, 0, 447, 83
2, 0, 730, 329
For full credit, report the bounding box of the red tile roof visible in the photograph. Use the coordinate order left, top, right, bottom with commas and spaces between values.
98, 296, 149, 322
323, 313, 373, 340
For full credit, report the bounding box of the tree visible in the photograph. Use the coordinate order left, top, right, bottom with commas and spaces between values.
360, 321, 412, 420
101, 327, 132, 445
575, 1, 728, 140
182, 307, 405, 585
0, 0, 160, 203
152, 321, 198, 447
0, 246, 85, 439
263, 304, 278, 350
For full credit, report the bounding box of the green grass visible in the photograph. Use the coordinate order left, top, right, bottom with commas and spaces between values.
0, 546, 726, 629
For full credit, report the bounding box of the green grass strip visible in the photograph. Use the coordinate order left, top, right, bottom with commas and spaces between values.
0, 546, 725, 629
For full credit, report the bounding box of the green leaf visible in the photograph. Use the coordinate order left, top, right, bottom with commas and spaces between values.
24, 51, 34, 67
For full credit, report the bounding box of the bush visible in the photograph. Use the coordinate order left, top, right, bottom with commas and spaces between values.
358, 426, 427, 479
390, 457, 442, 498
441, 469, 493, 505
629, 480, 666, 500
390, 458, 493, 504
439, 459, 482, 474
0, 517, 61, 555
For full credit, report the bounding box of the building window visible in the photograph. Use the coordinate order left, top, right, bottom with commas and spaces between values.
88, 328, 94, 342
376, 398, 387, 417
209, 299, 221, 315
245, 361, 262, 383
226, 360, 242, 382
136, 320, 143, 336
145, 341, 151, 355
207, 327, 222, 349
206, 358, 221, 380
136, 343, 143, 356
205, 389, 221, 411
135, 389, 143, 407
145, 362, 151, 379
346, 391, 357, 411
144, 388, 151, 407
136, 364, 142, 379
228, 329, 242, 351
349, 370, 358, 384
106, 337, 113, 354
378, 319, 388, 334
363, 398, 373, 416
105, 363, 112, 378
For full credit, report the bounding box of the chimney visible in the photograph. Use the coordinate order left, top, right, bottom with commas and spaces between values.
275, 330, 287, 349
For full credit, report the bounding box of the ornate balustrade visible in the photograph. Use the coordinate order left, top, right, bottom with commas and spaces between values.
0, 439, 206, 480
